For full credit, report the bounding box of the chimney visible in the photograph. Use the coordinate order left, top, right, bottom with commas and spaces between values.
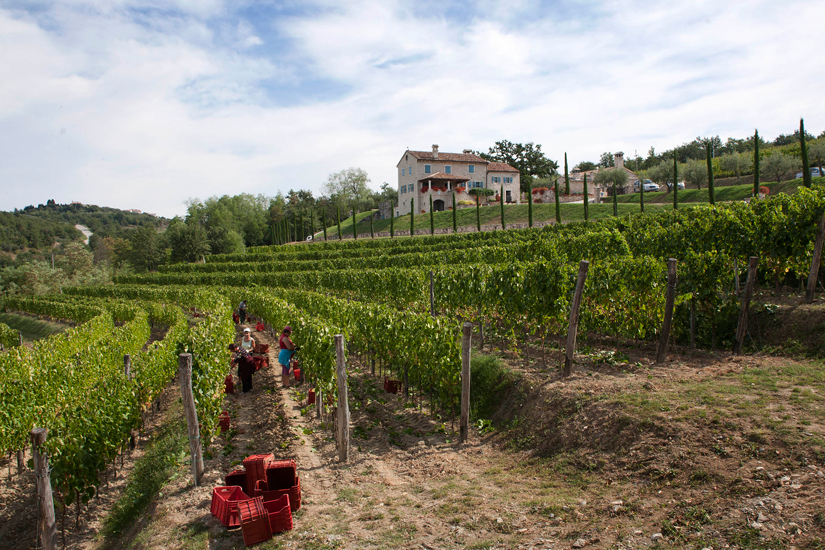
614, 151, 624, 168
462, 149, 472, 154
432, 144, 439, 159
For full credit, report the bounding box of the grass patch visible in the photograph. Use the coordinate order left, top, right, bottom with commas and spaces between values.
470, 353, 520, 422
0, 312, 67, 341
100, 401, 188, 540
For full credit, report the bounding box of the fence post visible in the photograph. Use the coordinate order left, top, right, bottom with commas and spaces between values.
18, 331, 23, 347
733, 256, 759, 355
124, 354, 132, 380
656, 259, 678, 363
316, 390, 323, 421
805, 216, 825, 303
31, 428, 57, 550
564, 261, 589, 377
178, 353, 203, 485
335, 335, 350, 462
460, 322, 472, 444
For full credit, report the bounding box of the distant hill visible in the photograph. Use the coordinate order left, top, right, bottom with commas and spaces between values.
1, 200, 168, 255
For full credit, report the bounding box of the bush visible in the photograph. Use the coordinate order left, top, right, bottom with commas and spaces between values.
471, 354, 519, 421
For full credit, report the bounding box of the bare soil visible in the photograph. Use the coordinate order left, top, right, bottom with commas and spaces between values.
3, 310, 825, 550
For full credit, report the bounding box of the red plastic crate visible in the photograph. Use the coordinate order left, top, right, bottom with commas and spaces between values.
238, 496, 272, 546
384, 378, 399, 394
307, 388, 315, 406
265, 460, 297, 489
257, 475, 301, 511
258, 343, 270, 353
210, 486, 250, 528
255, 322, 265, 332
225, 469, 248, 494
262, 494, 293, 533
219, 411, 230, 433
243, 454, 274, 494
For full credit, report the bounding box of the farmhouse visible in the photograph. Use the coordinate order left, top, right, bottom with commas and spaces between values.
396, 145, 521, 216
569, 152, 639, 196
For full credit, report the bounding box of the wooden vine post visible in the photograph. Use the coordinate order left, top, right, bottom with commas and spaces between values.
178, 353, 203, 486
805, 215, 825, 303
733, 256, 759, 355
656, 259, 678, 364
460, 322, 472, 444
31, 428, 57, 550
18, 330, 23, 347
564, 260, 589, 377
124, 354, 131, 380
335, 335, 350, 462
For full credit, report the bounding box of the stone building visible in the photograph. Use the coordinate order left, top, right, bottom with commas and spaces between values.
395, 145, 520, 216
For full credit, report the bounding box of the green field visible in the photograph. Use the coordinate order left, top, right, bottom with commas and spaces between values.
614, 178, 819, 204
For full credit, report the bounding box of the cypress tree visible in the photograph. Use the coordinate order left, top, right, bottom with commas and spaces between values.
430, 195, 435, 235
706, 144, 716, 205
475, 195, 481, 232
801, 118, 812, 188
452, 191, 457, 233
311, 211, 316, 240
673, 156, 679, 209
527, 181, 533, 227
564, 152, 570, 195
583, 173, 589, 221
370, 211, 374, 238
410, 198, 415, 237
612, 182, 618, 217
352, 206, 357, 240
554, 177, 561, 223
500, 185, 506, 230
336, 206, 342, 240
390, 202, 395, 238
753, 130, 760, 197
322, 210, 328, 241
298, 210, 304, 241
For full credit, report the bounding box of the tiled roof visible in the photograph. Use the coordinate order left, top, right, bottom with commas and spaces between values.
408, 150, 487, 163
487, 162, 519, 173
417, 172, 471, 183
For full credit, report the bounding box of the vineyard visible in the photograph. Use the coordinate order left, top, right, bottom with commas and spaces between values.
3, 187, 825, 549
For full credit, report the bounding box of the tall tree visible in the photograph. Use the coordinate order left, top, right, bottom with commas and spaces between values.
554, 177, 561, 223
801, 118, 812, 188
452, 191, 457, 233
336, 206, 342, 240
322, 209, 328, 241
324, 168, 372, 213
564, 153, 570, 195
639, 170, 645, 213
753, 129, 760, 197
370, 212, 374, 238
719, 152, 752, 183
682, 159, 708, 190
706, 146, 716, 205
410, 198, 415, 237
762, 151, 800, 183
500, 185, 506, 229
352, 206, 357, 240
476, 195, 481, 232
583, 173, 589, 221
478, 140, 558, 192
390, 202, 395, 238
429, 195, 435, 235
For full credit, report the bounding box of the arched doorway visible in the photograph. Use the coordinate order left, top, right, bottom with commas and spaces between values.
433, 199, 445, 212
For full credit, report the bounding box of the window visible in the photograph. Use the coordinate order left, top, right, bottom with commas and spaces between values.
503, 177, 512, 184
445, 166, 451, 174
424, 165, 431, 174
469, 165, 475, 174
402, 168, 405, 176
402, 185, 406, 193
491, 176, 500, 183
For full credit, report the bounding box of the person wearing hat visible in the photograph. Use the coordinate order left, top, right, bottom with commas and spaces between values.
278, 326, 299, 388
241, 327, 256, 352
228, 343, 255, 393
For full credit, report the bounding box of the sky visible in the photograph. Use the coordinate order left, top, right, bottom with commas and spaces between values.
1, 0, 824, 218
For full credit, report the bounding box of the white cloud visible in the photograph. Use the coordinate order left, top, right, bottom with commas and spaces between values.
0, 0, 824, 218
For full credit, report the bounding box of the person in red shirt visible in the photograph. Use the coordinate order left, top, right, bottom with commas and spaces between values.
278, 326, 299, 388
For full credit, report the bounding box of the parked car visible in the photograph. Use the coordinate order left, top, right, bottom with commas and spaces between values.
665, 181, 686, 190
643, 181, 660, 192
796, 167, 823, 179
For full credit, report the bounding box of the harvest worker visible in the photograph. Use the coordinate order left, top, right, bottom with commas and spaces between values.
238, 300, 248, 324
278, 326, 299, 388
228, 343, 255, 393
241, 327, 256, 352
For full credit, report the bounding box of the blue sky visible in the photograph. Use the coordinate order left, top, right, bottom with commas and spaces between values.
1, 0, 823, 218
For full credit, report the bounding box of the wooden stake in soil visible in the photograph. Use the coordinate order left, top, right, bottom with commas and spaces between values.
805, 215, 825, 303
31, 428, 57, 550
316, 390, 322, 421
564, 260, 589, 377
656, 259, 678, 364
178, 353, 203, 486
334, 335, 350, 462
18, 330, 23, 347
460, 322, 472, 444
733, 256, 759, 355
124, 354, 131, 380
